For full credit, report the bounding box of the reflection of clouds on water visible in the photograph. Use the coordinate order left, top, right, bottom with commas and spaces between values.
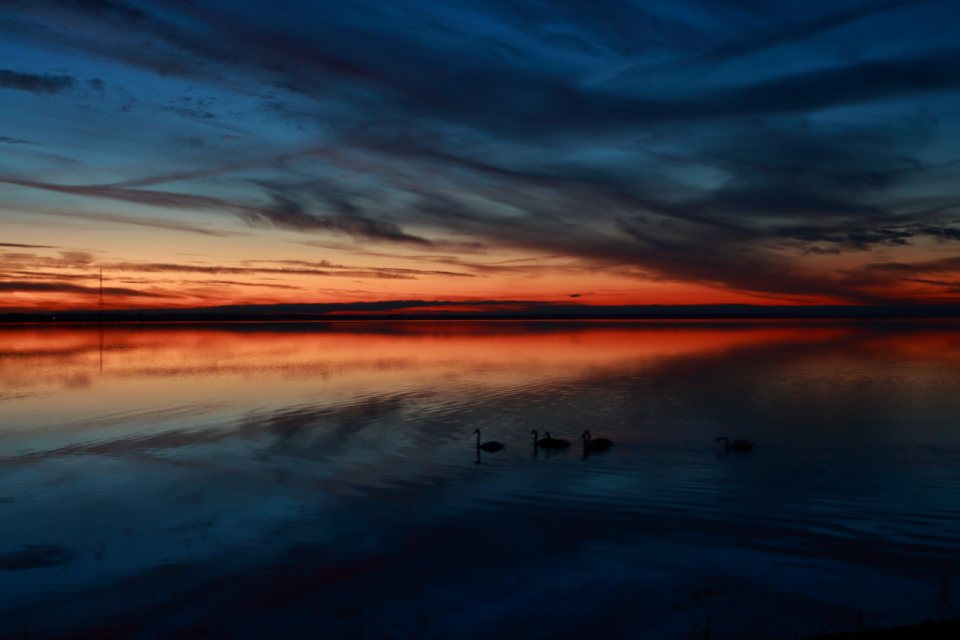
0, 545, 75, 571
1, 322, 960, 637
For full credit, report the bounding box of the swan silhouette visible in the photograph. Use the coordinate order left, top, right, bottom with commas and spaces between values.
475, 429, 505, 452
581, 431, 613, 452
715, 436, 754, 452
536, 431, 570, 449
531, 430, 551, 447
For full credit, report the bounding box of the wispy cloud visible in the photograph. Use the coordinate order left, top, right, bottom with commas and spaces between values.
0, 242, 56, 248
0, 177, 444, 246
0, 70, 75, 94
0, 136, 39, 145
1, 204, 242, 237
0, 253, 477, 281
244, 258, 479, 278
0, 281, 163, 297
194, 280, 304, 290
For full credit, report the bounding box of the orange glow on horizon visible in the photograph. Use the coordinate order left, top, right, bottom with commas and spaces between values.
3, 230, 960, 312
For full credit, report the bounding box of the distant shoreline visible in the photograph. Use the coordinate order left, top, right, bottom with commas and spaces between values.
0, 307, 960, 324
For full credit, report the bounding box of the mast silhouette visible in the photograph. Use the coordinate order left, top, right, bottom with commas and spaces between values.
98, 269, 104, 374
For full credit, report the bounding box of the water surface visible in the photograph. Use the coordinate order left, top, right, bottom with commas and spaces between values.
2, 320, 960, 639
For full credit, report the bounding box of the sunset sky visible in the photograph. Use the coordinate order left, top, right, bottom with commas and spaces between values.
2, 0, 960, 312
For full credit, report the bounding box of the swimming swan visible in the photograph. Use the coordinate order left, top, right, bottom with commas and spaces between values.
531, 430, 551, 447
475, 429, 505, 452
581, 431, 613, 452
715, 436, 754, 452
537, 431, 570, 449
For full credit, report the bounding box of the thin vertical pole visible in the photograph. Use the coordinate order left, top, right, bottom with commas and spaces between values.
98, 269, 104, 374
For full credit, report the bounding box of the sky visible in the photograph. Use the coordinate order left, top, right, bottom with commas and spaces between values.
1, 0, 960, 312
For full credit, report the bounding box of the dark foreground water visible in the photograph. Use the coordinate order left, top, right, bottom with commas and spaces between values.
2, 320, 960, 639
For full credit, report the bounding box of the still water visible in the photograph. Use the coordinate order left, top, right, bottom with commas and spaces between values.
2, 320, 960, 639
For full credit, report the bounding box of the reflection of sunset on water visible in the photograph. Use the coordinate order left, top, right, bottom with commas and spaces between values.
5, 321, 960, 427
0, 321, 869, 387
4, 321, 960, 640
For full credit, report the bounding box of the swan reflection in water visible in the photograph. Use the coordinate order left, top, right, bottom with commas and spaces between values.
530, 430, 569, 449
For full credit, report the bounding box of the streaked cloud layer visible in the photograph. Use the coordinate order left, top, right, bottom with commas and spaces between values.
1, 0, 960, 310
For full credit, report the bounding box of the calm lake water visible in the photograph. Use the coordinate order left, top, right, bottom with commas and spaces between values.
3, 320, 960, 639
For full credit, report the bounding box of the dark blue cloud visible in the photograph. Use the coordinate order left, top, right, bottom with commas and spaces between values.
0, 69, 75, 94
